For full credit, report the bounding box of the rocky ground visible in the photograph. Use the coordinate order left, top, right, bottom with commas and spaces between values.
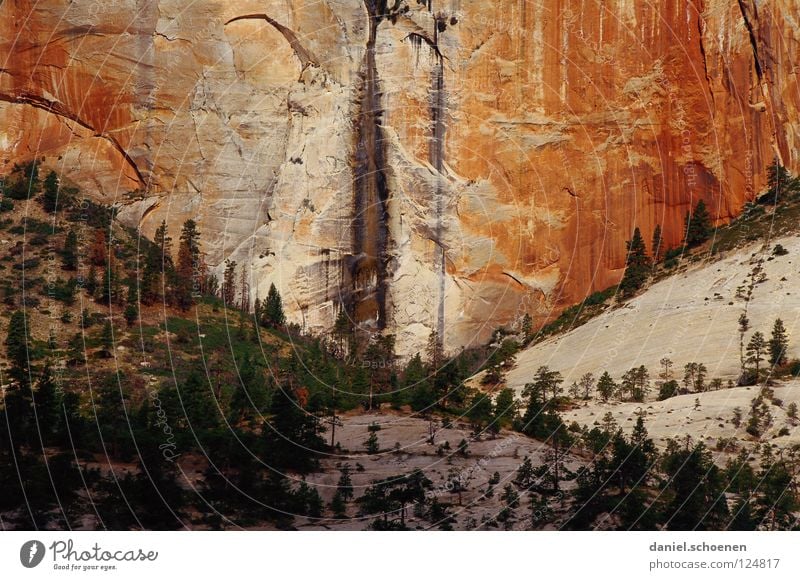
506, 235, 800, 389
296, 411, 585, 531
562, 383, 800, 450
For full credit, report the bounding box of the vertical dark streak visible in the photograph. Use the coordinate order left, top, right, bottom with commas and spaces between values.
737, 0, 763, 80
348, 1, 392, 331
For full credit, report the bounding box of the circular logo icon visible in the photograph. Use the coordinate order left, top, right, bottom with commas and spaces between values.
20, 540, 46, 568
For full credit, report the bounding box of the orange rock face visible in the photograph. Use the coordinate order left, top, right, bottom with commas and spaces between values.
1, 0, 798, 355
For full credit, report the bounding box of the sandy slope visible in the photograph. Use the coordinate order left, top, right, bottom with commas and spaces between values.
506, 235, 800, 391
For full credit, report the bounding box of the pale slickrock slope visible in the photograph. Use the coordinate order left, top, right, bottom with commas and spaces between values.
506, 235, 800, 391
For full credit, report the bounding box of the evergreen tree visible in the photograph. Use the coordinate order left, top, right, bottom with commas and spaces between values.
364, 430, 380, 454
768, 318, 789, 367
521, 312, 533, 343
746, 331, 767, 380
467, 392, 494, 432
426, 328, 444, 371
99, 263, 121, 305
493, 388, 517, 428
176, 219, 201, 309
762, 157, 799, 203
651, 224, 663, 262
684, 199, 713, 248
86, 266, 98, 298
262, 283, 286, 327
661, 441, 729, 530
337, 464, 354, 502
41, 170, 59, 213
228, 354, 270, 427
728, 497, 758, 531
682, 362, 708, 392
124, 278, 139, 325
619, 227, 651, 297
179, 372, 220, 432
238, 264, 250, 312
596, 371, 616, 402
154, 220, 173, 265
67, 333, 86, 367
756, 456, 797, 529
6, 310, 32, 386
7, 160, 40, 200
62, 229, 79, 270
332, 309, 352, 358
533, 365, 563, 401
100, 320, 114, 354
222, 259, 237, 307
658, 379, 679, 400
263, 386, 325, 472
514, 456, 535, 489
518, 367, 564, 440
33, 364, 60, 444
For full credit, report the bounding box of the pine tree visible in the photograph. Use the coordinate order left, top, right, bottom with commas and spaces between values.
222, 259, 237, 307
596, 371, 616, 402
621, 365, 650, 401
363, 431, 379, 454
337, 464, 354, 502
493, 388, 517, 427
8, 160, 40, 200
619, 227, 651, 297
768, 318, 789, 367
425, 328, 444, 371
99, 263, 121, 305
467, 392, 494, 431
180, 372, 219, 431
746, 331, 767, 380
33, 364, 60, 444
661, 441, 729, 530
101, 320, 114, 353
239, 264, 250, 312
682, 362, 708, 392
651, 224, 663, 262
763, 157, 799, 203
5, 310, 32, 386
514, 456, 535, 488
330, 491, 347, 518
521, 312, 533, 343
684, 199, 713, 248
262, 386, 325, 472
262, 283, 285, 327
42, 170, 59, 213
153, 220, 173, 268
532, 365, 563, 401
124, 278, 139, 325
62, 230, 79, 270
658, 380, 679, 400
176, 220, 201, 309
332, 308, 352, 358
141, 220, 172, 306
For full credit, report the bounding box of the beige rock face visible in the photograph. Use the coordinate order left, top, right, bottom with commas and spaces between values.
1, 0, 799, 356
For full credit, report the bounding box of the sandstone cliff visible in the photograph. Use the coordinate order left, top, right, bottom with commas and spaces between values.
1, 0, 798, 355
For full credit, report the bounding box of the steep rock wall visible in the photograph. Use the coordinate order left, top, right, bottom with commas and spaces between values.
1, 0, 798, 356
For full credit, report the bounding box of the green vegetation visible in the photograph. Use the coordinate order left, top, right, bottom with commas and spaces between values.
619, 227, 651, 297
